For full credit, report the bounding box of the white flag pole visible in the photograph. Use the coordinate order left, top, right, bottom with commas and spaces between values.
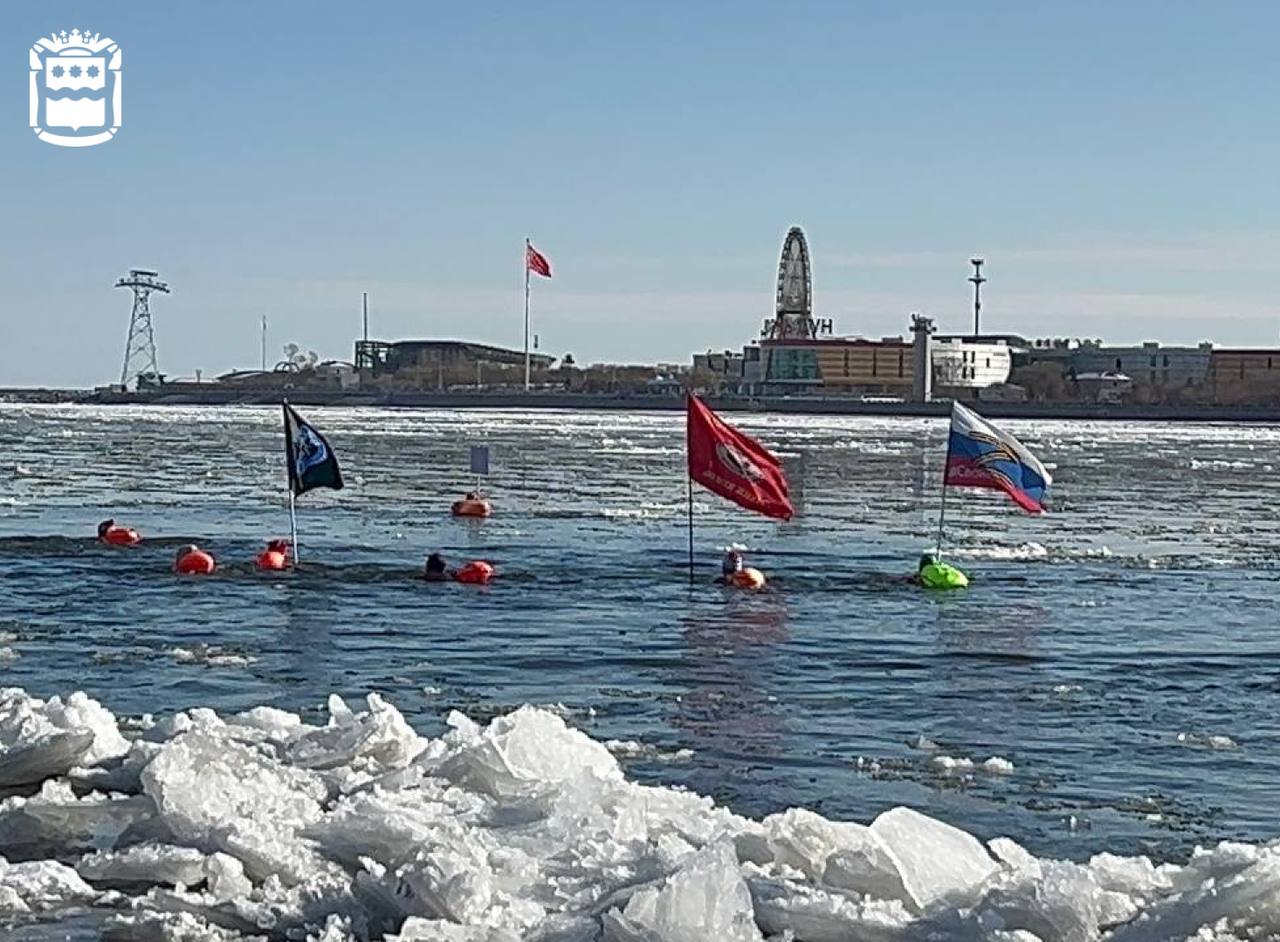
523, 238, 532, 391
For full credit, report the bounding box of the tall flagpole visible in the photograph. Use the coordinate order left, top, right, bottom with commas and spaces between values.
935, 406, 954, 558
685, 395, 695, 582
934, 477, 949, 559
283, 399, 300, 569
523, 238, 532, 391
687, 473, 695, 583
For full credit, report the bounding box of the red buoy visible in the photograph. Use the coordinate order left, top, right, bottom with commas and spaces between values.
97, 519, 141, 546
451, 493, 492, 518
174, 545, 216, 575
453, 560, 495, 585
255, 539, 290, 571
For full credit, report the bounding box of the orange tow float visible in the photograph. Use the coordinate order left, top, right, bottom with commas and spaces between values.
729, 567, 767, 590
174, 544, 216, 575
255, 539, 290, 571
97, 519, 141, 546
451, 492, 492, 518
453, 560, 495, 585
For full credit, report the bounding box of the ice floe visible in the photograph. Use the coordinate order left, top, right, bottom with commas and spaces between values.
931, 754, 1016, 775
169, 645, 257, 668
0, 687, 1274, 940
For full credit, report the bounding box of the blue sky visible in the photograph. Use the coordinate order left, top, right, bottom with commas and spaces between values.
3, 1, 1278, 386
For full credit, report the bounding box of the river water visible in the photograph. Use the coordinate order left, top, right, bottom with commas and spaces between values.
1, 404, 1278, 936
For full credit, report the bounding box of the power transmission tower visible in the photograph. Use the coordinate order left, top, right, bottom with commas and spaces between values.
115, 269, 170, 389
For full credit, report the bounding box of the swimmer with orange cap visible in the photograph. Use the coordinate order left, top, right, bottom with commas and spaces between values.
424, 552, 494, 585
97, 519, 142, 546
174, 544, 216, 575
717, 549, 766, 590
255, 539, 291, 572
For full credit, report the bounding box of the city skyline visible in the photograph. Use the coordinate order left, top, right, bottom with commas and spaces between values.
4, 2, 1280, 386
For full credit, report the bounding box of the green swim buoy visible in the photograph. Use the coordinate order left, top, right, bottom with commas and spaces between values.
918, 553, 969, 589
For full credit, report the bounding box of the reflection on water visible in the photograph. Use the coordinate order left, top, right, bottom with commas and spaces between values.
671, 598, 791, 802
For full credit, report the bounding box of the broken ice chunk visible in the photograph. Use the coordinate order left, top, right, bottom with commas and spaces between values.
602, 841, 762, 942
869, 806, 998, 912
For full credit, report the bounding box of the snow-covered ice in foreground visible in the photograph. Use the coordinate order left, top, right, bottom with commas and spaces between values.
0, 686, 1277, 941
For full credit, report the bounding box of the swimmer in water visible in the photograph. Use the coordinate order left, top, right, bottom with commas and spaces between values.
97, 518, 141, 546
916, 551, 969, 589
424, 552, 450, 582
716, 549, 745, 585
424, 552, 495, 584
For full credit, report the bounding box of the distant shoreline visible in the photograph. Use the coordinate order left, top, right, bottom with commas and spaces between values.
3, 387, 1279, 423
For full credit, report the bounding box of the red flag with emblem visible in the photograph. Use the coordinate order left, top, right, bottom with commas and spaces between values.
526, 242, 552, 278
686, 395, 793, 520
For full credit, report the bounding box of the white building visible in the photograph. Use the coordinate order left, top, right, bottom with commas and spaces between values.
931, 338, 1013, 389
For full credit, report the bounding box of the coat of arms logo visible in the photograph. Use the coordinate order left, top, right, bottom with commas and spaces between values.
29, 29, 122, 148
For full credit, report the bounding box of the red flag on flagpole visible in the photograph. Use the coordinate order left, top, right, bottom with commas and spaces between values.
526, 243, 552, 278
686, 395, 793, 520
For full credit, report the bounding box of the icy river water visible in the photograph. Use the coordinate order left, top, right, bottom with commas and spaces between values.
1, 404, 1278, 941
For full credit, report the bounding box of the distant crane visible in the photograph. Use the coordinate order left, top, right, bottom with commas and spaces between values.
115, 269, 169, 389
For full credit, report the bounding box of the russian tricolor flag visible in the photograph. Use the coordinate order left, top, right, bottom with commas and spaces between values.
944, 403, 1051, 514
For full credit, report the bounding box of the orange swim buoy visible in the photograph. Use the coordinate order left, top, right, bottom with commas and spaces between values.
174, 545, 216, 575
97, 519, 141, 546
451, 498, 492, 518
255, 539, 290, 572
453, 560, 494, 585
730, 567, 766, 590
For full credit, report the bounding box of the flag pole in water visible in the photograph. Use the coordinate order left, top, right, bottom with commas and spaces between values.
686, 471, 694, 584
684, 394, 695, 583
685, 394, 794, 585
935, 410, 953, 559
282, 400, 299, 568
288, 487, 300, 568
934, 478, 949, 560
282, 399, 345, 571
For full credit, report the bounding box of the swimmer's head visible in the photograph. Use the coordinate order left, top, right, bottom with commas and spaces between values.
266, 539, 289, 553
722, 550, 744, 575
918, 552, 939, 572
97, 519, 114, 537
175, 544, 199, 563
426, 552, 447, 574
464, 491, 479, 501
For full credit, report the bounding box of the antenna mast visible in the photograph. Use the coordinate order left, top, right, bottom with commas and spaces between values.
115, 269, 170, 389
261, 315, 268, 371
968, 258, 986, 338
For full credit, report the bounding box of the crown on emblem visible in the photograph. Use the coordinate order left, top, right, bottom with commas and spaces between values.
45, 28, 103, 50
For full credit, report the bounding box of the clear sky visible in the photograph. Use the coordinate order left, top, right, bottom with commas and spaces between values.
3, 1, 1278, 386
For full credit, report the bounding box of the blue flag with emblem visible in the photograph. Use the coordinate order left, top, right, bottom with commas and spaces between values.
283, 402, 343, 496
